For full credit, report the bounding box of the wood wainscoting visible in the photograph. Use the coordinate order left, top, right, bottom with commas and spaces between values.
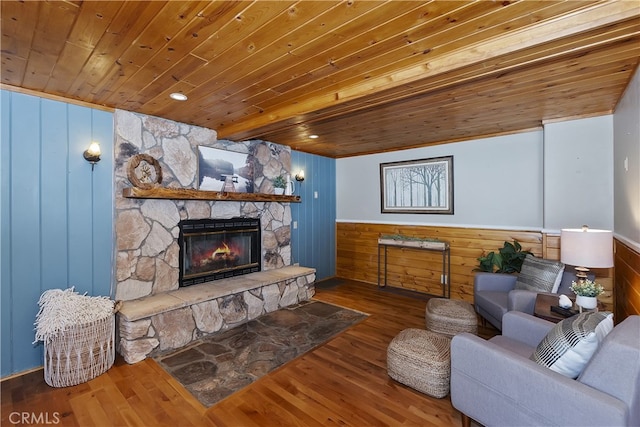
614, 239, 640, 322
336, 222, 614, 312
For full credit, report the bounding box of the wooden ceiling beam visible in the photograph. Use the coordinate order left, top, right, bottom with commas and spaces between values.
250, 1, 596, 110
217, 1, 640, 140
211, 24, 640, 138
219, 19, 640, 145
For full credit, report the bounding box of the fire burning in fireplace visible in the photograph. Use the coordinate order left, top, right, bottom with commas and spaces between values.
178, 218, 261, 287
191, 241, 240, 272
213, 241, 232, 257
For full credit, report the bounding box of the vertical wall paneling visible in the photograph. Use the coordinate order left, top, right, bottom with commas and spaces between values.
41, 99, 70, 290
291, 151, 336, 281
67, 105, 95, 296
291, 151, 309, 271
322, 153, 337, 279
291, 152, 306, 267
614, 240, 640, 322
1, 91, 114, 376
321, 156, 337, 278
91, 110, 114, 297
1, 91, 13, 372
9, 93, 43, 372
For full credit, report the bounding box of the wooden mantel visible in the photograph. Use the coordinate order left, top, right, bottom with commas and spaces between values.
123, 187, 301, 203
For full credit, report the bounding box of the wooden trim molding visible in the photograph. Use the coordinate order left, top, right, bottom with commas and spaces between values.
0, 83, 114, 113
614, 238, 640, 322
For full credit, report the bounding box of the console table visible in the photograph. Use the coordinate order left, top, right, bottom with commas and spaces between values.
377, 237, 450, 298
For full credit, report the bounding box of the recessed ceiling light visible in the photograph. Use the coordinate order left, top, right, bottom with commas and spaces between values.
309, 134, 319, 139
169, 92, 188, 101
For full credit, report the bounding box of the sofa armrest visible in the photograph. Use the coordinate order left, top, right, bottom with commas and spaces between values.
451, 333, 628, 427
507, 289, 539, 314
474, 272, 517, 293
501, 311, 554, 347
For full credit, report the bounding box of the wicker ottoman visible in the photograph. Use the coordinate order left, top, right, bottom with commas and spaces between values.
425, 298, 478, 337
387, 328, 451, 398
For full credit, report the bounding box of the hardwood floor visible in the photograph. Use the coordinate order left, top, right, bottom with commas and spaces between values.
1, 279, 497, 426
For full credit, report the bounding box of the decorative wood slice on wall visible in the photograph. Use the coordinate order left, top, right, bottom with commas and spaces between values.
127, 154, 163, 189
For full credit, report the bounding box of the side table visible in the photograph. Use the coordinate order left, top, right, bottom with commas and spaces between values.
534, 293, 604, 323
534, 293, 570, 323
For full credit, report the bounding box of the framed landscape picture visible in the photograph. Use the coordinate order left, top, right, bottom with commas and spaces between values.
380, 156, 453, 214
198, 146, 254, 193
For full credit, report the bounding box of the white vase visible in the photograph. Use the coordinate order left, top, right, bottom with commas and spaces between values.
576, 295, 598, 310
274, 188, 285, 195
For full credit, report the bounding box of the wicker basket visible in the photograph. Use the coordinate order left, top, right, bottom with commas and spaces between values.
43, 313, 115, 387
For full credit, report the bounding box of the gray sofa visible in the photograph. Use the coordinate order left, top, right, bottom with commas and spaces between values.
451, 312, 640, 427
474, 269, 584, 331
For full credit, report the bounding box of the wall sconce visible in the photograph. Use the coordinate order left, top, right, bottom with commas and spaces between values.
83, 142, 101, 171
295, 170, 305, 182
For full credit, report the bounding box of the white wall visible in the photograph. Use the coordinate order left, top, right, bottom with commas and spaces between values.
543, 115, 614, 231
613, 66, 640, 250
337, 115, 616, 232
337, 131, 544, 229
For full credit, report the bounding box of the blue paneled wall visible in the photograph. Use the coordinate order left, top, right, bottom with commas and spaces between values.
291, 151, 336, 281
0, 90, 336, 376
1, 91, 114, 376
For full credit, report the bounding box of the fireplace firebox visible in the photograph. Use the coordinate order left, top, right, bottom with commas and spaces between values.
178, 218, 261, 287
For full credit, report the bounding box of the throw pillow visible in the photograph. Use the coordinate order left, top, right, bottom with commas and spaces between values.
514, 255, 565, 293
530, 311, 614, 378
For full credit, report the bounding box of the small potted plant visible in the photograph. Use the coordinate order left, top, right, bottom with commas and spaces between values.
570, 279, 604, 312
273, 175, 286, 195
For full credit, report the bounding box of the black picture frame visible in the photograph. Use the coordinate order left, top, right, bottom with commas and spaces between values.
380, 156, 454, 214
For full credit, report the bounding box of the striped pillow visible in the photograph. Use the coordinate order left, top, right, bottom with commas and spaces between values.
530, 311, 614, 378
514, 255, 564, 293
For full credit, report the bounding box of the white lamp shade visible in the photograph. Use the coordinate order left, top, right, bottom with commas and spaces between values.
560, 228, 614, 268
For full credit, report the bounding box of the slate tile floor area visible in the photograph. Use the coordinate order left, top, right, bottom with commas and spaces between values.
155, 300, 368, 407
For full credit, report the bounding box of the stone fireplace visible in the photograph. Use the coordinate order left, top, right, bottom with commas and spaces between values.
113, 110, 315, 363
113, 110, 295, 302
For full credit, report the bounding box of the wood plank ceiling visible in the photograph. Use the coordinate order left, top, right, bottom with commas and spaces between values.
2, 1, 639, 158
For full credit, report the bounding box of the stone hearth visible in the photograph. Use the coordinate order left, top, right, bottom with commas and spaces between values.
118, 266, 316, 363
155, 300, 367, 407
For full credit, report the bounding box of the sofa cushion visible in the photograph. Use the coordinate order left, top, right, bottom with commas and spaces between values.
557, 270, 577, 295
514, 255, 564, 293
530, 311, 614, 378
474, 291, 508, 323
